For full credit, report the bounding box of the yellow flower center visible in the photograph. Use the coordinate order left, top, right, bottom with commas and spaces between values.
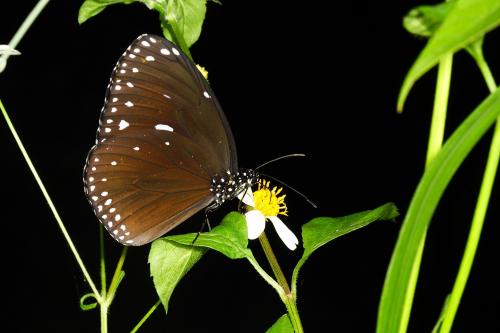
253, 180, 288, 217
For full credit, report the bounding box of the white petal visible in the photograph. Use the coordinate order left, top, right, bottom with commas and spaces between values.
268, 216, 299, 250
237, 187, 255, 207
245, 210, 266, 239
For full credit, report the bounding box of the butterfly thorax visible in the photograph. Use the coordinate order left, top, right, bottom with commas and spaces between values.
211, 169, 259, 204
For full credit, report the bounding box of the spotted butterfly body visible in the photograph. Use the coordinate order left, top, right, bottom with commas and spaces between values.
83, 34, 258, 246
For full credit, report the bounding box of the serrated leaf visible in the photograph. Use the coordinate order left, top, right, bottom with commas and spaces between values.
398, 0, 500, 111
377, 87, 500, 333
266, 314, 294, 333
162, 0, 207, 49
165, 212, 250, 259
149, 239, 206, 314
291, 203, 399, 292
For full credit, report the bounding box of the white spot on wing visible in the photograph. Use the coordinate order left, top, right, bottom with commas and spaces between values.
120, 225, 126, 230
105, 199, 112, 205
203, 91, 210, 98
165, 141, 170, 146
163, 94, 171, 99
125, 101, 134, 107
133, 48, 140, 53
115, 214, 121, 221
115, 85, 122, 91
112, 97, 118, 102
160, 48, 170, 55
133, 146, 140, 151
129, 53, 136, 59
111, 107, 117, 113
145, 56, 155, 62
90, 185, 95, 191
132, 68, 138, 73
109, 207, 116, 213
118, 120, 130, 130
149, 37, 157, 43
126, 240, 134, 244
94, 157, 100, 162
108, 221, 113, 227
92, 196, 98, 201
101, 191, 108, 197
172, 48, 180, 56
155, 124, 174, 132
111, 161, 117, 166
106, 119, 113, 124
102, 178, 107, 182
113, 229, 118, 235
89, 177, 95, 182
91, 167, 96, 171
141, 41, 150, 47
105, 128, 111, 133
126, 82, 134, 88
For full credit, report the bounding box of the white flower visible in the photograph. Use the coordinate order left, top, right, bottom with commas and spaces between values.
238, 180, 299, 250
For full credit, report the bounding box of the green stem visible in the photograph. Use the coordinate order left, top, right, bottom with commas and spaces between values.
258, 231, 303, 333
398, 53, 453, 332
100, 225, 108, 333
258, 232, 290, 294
0, 99, 101, 302
106, 246, 129, 305
130, 300, 162, 333
0, 0, 51, 73
439, 46, 498, 333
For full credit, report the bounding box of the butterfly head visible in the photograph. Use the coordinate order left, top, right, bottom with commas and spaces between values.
211, 168, 259, 205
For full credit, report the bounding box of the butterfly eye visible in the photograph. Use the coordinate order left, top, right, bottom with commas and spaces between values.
84, 34, 257, 246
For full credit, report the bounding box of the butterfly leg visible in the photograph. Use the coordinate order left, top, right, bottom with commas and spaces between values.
192, 203, 218, 244
237, 185, 250, 213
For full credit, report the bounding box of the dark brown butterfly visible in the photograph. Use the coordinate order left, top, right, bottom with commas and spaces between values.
83, 34, 258, 246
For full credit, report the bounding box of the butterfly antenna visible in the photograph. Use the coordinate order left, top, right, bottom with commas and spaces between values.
255, 153, 306, 170
259, 173, 318, 208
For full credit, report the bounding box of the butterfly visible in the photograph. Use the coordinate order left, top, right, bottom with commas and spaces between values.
83, 34, 258, 246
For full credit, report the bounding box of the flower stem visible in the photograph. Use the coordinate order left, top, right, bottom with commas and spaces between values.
258, 232, 290, 293
259, 231, 303, 333
0, 0, 51, 73
106, 246, 128, 305
0, 98, 101, 301
130, 299, 162, 333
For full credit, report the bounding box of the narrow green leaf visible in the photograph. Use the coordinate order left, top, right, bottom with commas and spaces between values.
165, 212, 250, 259
78, 0, 135, 24
266, 314, 294, 333
149, 239, 206, 314
398, 0, 500, 111
291, 203, 399, 293
377, 87, 500, 333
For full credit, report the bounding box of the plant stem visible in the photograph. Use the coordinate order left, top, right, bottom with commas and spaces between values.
100, 225, 108, 333
130, 299, 162, 333
399, 53, 453, 332
0, 0, 51, 73
107, 246, 129, 305
0, 99, 101, 301
439, 45, 498, 333
258, 232, 303, 333
258, 232, 290, 293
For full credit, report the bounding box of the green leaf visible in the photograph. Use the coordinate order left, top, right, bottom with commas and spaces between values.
377, 87, 500, 333
79, 0, 207, 49
403, 1, 456, 38
266, 314, 294, 333
78, 0, 135, 24
165, 212, 250, 259
162, 0, 207, 49
291, 203, 399, 293
398, 0, 500, 111
149, 239, 206, 314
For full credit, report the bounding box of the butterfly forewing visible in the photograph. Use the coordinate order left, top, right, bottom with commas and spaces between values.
84, 34, 237, 245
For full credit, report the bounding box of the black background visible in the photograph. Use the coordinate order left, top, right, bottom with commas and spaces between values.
1, 1, 499, 332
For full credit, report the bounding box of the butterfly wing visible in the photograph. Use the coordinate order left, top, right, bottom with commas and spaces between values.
83, 34, 237, 245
